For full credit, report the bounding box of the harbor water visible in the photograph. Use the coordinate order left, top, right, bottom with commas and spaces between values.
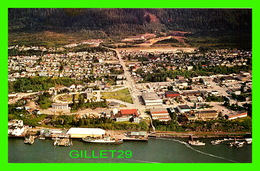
8, 137, 252, 163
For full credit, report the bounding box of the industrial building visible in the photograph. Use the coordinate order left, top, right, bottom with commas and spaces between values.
165, 91, 180, 98
118, 109, 139, 117
66, 128, 105, 138
197, 110, 218, 120
177, 105, 191, 113
225, 111, 248, 120
52, 103, 69, 109
142, 91, 163, 106
150, 108, 171, 121
8, 120, 25, 136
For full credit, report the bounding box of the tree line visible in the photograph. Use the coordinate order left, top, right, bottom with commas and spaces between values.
9, 76, 78, 93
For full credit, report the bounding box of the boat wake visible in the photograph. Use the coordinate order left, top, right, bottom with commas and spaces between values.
126, 158, 159, 163
157, 138, 238, 163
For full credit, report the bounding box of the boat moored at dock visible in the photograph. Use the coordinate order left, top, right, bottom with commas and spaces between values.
229, 141, 245, 148
211, 140, 221, 145
82, 136, 123, 144
188, 140, 205, 146
53, 138, 73, 146
24, 135, 36, 144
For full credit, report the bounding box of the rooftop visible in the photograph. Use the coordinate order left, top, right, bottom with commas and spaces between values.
199, 110, 217, 114
120, 109, 138, 115
67, 128, 105, 135
150, 108, 168, 114
165, 91, 180, 95
178, 105, 191, 109
142, 92, 160, 100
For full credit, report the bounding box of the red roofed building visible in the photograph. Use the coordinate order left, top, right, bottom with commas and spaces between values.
226, 111, 248, 120
176, 75, 185, 79
165, 91, 180, 98
118, 109, 139, 117
150, 108, 171, 122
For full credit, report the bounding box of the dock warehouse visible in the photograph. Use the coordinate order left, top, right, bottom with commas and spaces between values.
66, 128, 105, 138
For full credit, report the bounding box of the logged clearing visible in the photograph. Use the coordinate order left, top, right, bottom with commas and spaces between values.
116, 46, 196, 53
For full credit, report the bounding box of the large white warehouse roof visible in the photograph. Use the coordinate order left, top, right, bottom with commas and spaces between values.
67, 128, 105, 135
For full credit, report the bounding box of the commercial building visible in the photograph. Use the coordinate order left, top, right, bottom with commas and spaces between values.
188, 96, 198, 102
118, 109, 139, 117
8, 120, 25, 136
165, 91, 180, 98
197, 110, 218, 120
115, 109, 140, 123
52, 103, 69, 109
174, 80, 188, 88
182, 90, 204, 96
150, 108, 171, 121
184, 113, 197, 121
66, 128, 105, 138
142, 92, 163, 106
177, 105, 191, 113
225, 111, 248, 120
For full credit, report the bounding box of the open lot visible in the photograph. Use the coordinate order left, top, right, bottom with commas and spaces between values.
101, 88, 133, 104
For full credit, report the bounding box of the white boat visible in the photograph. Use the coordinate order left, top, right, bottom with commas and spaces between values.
82, 136, 123, 144
229, 141, 244, 148
211, 140, 221, 145
245, 138, 252, 144
188, 140, 205, 146
38, 136, 45, 140
236, 142, 245, 148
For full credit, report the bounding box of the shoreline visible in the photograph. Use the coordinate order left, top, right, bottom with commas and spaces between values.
9, 127, 251, 139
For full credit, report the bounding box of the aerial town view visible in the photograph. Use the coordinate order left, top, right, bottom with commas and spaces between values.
8, 8, 252, 163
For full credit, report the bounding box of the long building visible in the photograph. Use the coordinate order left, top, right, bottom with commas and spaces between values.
142, 92, 162, 106
66, 128, 105, 138
150, 108, 171, 121
225, 111, 248, 120
177, 105, 191, 113
165, 91, 180, 98
197, 110, 218, 120
52, 103, 69, 109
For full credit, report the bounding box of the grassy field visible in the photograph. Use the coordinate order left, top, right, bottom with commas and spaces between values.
101, 88, 133, 104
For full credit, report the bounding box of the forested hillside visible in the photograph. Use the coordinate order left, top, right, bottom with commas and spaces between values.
8, 8, 252, 48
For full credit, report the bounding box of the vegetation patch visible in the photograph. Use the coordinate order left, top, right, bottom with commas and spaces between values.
101, 88, 133, 104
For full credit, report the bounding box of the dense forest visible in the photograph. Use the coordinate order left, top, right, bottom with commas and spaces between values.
9, 8, 252, 48
8, 76, 79, 93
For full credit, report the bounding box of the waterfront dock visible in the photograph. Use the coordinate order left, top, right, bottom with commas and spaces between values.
24, 135, 36, 144
53, 138, 73, 146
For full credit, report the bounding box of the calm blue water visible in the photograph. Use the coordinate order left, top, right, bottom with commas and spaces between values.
8, 137, 252, 163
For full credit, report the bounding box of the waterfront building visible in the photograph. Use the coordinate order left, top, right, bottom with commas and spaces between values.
197, 110, 218, 120
115, 109, 140, 123
66, 128, 105, 138
184, 113, 197, 121
8, 120, 25, 136
225, 111, 248, 120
